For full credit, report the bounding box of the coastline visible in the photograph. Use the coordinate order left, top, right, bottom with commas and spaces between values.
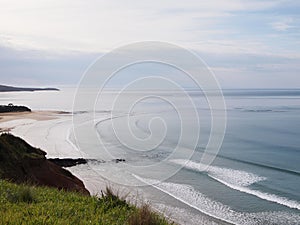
0, 110, 60, 123
0, 110, 232, 225
1, 110, 262, 225
0, 131, 173, 224
0, 110, 109, 194
0, 111, 153, 219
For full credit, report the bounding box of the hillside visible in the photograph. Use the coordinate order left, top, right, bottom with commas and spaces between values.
0, 84, 59, 92
0, 180, 172, 225
0, 133, 89, 195
0, 133, 173, 225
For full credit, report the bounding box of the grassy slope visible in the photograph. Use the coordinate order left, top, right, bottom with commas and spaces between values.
0, 133, 173, 224
0, 180, 172, 225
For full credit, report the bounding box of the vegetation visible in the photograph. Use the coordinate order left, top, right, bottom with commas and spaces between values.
0, 133, 89, 194
0, 133, 173, 224
0, 104, 31, 113
0, 133, 44, 179
0, 180, 173, 225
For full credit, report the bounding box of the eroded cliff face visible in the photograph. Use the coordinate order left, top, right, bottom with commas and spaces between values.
0, 133, 89, 195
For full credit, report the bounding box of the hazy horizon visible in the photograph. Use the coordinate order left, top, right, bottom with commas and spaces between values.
0, 0, 299, 89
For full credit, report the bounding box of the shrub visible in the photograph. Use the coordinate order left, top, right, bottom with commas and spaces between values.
98, 186, 130, 212
128, 204, 173, 225
6, 185, 36, 203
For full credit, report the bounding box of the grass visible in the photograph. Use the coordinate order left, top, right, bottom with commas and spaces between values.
6, 185, 36, 204
0, 180, 173, 225
0, 133, 46, 180
128, 204, 171, 225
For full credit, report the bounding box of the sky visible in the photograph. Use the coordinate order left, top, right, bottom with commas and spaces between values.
0, 0, 299, 88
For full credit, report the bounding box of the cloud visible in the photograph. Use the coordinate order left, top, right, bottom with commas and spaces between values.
0, 0, 299, 88
271, 18, 294, 31
0, 45, 97, 85
0, 0, 287, 53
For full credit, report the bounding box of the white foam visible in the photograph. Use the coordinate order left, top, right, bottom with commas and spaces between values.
211, 175, 300, 210
134, 175, 300, 225
134, 174, 238, 224
171, 159, 266, 186
171, 159, 300, 210
66, 127, 89, 158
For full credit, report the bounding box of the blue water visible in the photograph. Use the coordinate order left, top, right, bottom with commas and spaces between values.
1, 88, 300, 224
91, 89, 300, 224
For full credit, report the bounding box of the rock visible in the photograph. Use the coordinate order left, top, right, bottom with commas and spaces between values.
114, 158, 126, 163
48, 158, 87, 167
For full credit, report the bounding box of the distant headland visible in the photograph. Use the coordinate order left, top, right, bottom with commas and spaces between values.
0, 84, 59, 92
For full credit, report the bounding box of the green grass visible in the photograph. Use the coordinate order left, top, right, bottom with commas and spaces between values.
0, 180, 173, 225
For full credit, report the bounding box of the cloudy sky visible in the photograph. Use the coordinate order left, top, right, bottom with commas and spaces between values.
0, 0, 299, 88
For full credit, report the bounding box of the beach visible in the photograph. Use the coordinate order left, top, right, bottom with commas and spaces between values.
0, 111, 58, 123
0, 111, 109, 193
0, 110, 228, 225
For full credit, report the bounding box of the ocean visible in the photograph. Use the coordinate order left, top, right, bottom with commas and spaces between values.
0, 87, 300, 225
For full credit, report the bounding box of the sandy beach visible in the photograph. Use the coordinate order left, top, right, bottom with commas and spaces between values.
0, 111, 58, 133
0, 110, 60, 123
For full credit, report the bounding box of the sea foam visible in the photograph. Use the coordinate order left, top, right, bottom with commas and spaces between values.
171, 159, 300, 210
171, 159, 266, 186
134, 174, 300, 225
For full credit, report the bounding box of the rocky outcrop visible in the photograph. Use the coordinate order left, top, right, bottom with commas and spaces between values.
48, 158, 87, 167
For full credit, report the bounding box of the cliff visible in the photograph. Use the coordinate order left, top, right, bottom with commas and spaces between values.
0, 133, 89, 195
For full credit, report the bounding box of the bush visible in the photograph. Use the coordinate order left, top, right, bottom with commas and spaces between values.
6, 185, 36, 203
98, 186, 130, 212
128, 204, 173, 225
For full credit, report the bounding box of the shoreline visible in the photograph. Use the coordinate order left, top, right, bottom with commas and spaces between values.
0, 110, 109, 194
0, 110, 231, 225
0, 110, 62, 123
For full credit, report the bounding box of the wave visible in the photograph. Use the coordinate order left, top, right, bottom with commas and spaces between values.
134, 175, 300, 225
242, 109, 284, 113
66, 126, 87, 157
171, 159, 266, 186
134, 175, 238, 224
211, 175, 300, 210
214, 154, 300, 176
171, 159, 300, 210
